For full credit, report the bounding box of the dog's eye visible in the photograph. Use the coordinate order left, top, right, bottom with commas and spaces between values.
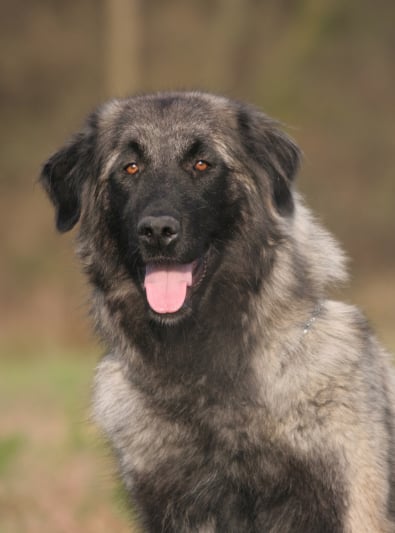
124, 162, 139, 175
193, 160, 210, 172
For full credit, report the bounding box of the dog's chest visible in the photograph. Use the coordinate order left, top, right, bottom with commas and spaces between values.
93, 352, 346, 533
93, 354, 278, 486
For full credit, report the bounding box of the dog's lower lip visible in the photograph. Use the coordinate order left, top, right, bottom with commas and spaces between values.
191, 256, 207, 289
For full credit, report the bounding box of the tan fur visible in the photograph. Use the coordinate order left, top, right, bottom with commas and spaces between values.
40, 92, 395, 532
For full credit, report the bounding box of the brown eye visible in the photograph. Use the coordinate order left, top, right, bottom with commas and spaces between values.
193, 160, 209, 172
124, 162, 139, 175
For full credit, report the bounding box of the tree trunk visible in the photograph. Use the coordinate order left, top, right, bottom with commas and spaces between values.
103, 0, 142, 97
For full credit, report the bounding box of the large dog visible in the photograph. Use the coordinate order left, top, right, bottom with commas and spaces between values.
40, 92, 395, 532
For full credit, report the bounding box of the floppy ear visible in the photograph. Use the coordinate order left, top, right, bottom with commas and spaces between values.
39, 127, 95, 232
237, 105, 301, 215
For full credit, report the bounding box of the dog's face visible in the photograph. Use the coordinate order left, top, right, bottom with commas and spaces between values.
40, 93, 300, 323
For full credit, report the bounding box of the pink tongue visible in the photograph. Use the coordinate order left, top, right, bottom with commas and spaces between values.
144, 263, 193, 314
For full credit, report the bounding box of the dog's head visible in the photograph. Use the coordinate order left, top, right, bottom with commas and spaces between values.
40, 92, 300, 323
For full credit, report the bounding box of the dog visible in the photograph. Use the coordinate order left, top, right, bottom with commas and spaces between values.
40, 92, 395, 532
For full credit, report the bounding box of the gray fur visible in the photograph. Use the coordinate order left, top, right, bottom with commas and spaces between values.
40, 92, 395, 532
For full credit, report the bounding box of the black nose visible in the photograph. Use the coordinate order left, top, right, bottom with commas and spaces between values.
137, 216, 180, 248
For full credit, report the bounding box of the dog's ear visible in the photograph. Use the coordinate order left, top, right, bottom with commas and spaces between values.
237, 105, 301, 216
39, 125, 96, 232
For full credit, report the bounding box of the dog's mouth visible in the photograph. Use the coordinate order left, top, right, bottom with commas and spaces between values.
143, 255, 208, 315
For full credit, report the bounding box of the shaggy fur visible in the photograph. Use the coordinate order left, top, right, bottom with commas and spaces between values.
40, 92, 395, 532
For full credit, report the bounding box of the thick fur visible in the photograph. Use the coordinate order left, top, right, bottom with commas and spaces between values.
40, 92, 395, 532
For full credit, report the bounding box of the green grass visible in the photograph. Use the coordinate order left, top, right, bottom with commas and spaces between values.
0, 435, 26, 476
0, 352, 135, 533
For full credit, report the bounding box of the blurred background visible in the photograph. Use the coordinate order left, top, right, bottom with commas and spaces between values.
0, 0, 394, 531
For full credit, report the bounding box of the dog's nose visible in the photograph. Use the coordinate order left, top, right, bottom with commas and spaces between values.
137, 216, 180, 247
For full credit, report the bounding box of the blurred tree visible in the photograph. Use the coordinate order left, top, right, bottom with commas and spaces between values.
103, 0, 143, 97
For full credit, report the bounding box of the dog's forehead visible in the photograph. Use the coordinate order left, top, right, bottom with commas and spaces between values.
98, 93, 236, 160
